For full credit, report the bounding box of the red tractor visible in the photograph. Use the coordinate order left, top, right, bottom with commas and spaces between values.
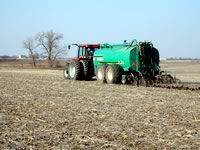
64, 44, 100, 80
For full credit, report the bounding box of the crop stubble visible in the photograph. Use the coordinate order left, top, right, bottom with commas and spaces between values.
0, 68, 200, 149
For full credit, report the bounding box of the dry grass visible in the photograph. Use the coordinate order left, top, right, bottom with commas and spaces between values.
0, 64, 200, 149
0, 59, 66, 69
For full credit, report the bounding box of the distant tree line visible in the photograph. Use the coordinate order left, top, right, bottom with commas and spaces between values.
167, 58, 200, 60
23, 30, 67, 68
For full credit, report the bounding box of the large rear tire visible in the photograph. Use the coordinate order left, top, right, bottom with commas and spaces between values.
80, 60, 91, 80
105, 64, 123, 84
63, 63, 70, 79
68, 60, 82, 80
97, 64, 108, 83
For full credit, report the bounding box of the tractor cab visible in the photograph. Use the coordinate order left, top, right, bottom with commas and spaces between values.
68, 44, 100, 60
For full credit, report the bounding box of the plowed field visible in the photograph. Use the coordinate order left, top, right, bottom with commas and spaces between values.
0, 68, 200, 149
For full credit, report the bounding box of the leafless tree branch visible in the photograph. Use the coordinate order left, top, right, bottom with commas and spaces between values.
35, 30, 67, 67
23, 37, 37, 67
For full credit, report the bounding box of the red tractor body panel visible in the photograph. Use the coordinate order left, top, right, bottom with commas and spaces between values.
72, 56, 88, 60
79, 44, 100, 48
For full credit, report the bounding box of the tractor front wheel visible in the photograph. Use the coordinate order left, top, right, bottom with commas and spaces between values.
68, 60, 82, 80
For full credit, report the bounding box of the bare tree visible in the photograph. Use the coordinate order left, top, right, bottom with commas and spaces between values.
23, 37, 37, 67
35, 30, 67, 68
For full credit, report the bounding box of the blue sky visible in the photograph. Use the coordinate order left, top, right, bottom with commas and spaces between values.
0, 0, 200, 58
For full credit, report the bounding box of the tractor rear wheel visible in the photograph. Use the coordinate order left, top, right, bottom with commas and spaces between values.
68, 60, 82, 80
97, 64, 108, 83
80, 60, 91, 80
63, 63, 70, 79
105, 64, 123, 84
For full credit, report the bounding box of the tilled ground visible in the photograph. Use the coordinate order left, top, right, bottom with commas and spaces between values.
0, 68, 200, 149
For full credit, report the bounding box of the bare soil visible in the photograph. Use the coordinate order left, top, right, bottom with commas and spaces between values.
0, 68, 200, 149
0, 59, 66, 69
160, 60, 200, 82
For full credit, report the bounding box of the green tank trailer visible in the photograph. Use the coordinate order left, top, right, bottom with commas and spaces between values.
93, 40, 160, 84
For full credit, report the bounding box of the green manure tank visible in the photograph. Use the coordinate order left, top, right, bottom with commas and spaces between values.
93, 40, 160, 84
93, 41, 139, 72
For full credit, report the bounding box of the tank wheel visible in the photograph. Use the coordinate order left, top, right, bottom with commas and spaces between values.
97, 64, 108, 83
63, 62, 70, 79
105, 64, 123, 84
68, 60, 82, 80
80, 60, 91, 80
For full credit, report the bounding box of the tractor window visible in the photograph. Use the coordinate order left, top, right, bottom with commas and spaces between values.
78, 47, 98, 57
87, 47, 98, 56
79, 47, 83, 56
87, 48, 94, 56
78, 47, 87, 57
